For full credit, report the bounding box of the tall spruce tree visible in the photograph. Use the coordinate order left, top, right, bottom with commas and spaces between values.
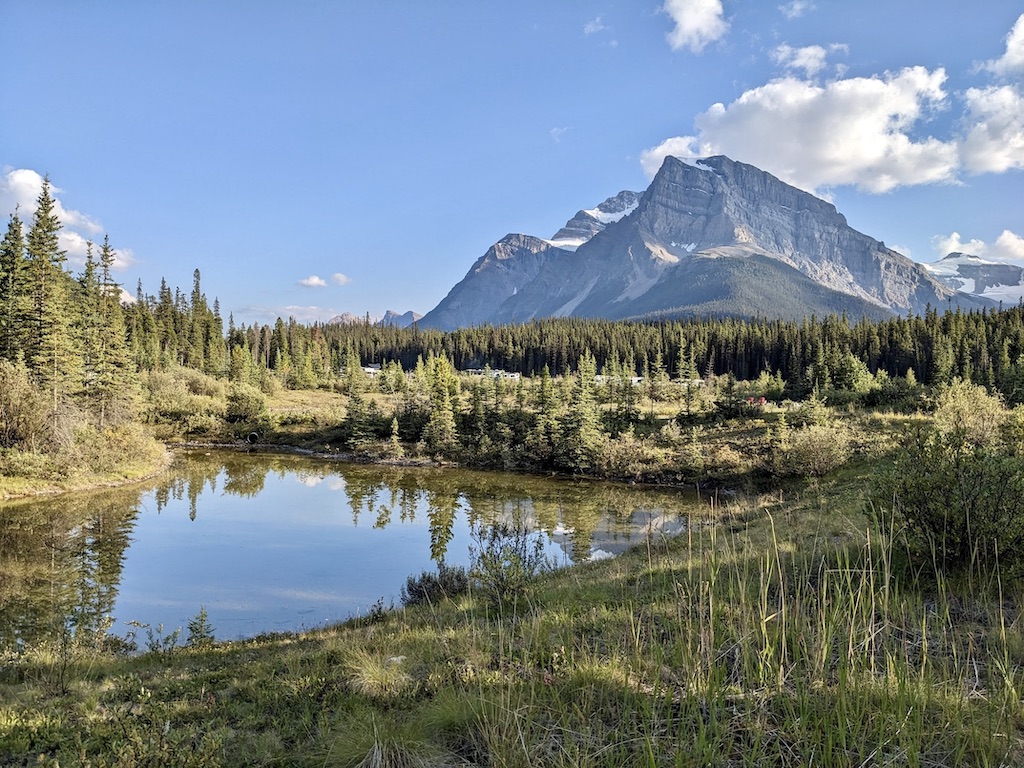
0, 211, 27, 361
93, 235, 133, 426
557, 350, 603, 472
25, 176, 80, 412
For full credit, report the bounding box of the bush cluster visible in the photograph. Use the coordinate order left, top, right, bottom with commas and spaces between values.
400, 564, 469, 607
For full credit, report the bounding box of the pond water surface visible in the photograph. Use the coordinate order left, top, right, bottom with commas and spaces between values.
0, 450, 703, 645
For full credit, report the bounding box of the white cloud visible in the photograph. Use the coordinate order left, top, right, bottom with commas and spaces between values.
772, 43, 847, 77
298, 275, 327, 288
932, 230, 1024, 263
331, 272, 351, 286
550, 126, 570, 142
0, 168, 133, 271
111, 247, 137, 270
993, 230, 1024, 262
59, 230, 93, 265
772, 44, 828, 76
583, 17, 605, 35
0, 169, 102, 236
982, 13, 1024, 78
641, 67, 959, 193
932, 231, 986, 257
662, 0, 729, 53
643, 15, 1024, 193
779, 1, 814, 19
960, 84, 1024, 174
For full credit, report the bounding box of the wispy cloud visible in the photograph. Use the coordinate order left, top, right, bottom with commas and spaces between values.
331, 272, 351, 286
771, 43, 846, 78
662, 0, 728, 53
771, 44, 829, 77
779, 1, 814, 19
550, 126, 570, 143
583, 17, 605, 35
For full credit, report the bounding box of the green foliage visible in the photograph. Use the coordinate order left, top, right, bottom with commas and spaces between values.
68, 422, 166, 476
0, 211, 27, 361
186, 606, 216, 648
594, 426, 670, 481
469, 522, 550, 615
770, 422, 852, 477
400, 564, 470, 607
0, 357, 49, 449
226, 382, 269, 424
556, 351, 602, 472
792, 391, 831, 426
880, 380, 1024, 573
142, 367, 226, 434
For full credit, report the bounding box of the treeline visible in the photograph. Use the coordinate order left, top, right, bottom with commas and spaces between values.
307, 309, 1024, 400
7, 177, 1024, 456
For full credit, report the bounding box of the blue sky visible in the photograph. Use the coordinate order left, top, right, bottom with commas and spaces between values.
2, 1, 1022, 326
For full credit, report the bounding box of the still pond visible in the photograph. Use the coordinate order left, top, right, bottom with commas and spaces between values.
0, 449, 704, 646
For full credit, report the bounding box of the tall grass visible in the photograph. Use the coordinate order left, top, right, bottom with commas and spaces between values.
3, 485, 1022, 766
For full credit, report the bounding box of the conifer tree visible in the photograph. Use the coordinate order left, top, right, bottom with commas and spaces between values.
557, 350, 603, 472
421, 354, 460, 455
25, 176, 80, 412
93, 235, 133, 426
77, 242, 103, 394
0, 211, 27, 361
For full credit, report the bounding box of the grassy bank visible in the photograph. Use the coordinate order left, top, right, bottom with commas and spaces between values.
0, 424, 171, 502
2, 456, 1022, 766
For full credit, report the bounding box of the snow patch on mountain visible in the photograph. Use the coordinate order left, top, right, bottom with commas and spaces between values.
583, 198, 639, 224
924, 251, 1024, 303
544, 236, 586, 251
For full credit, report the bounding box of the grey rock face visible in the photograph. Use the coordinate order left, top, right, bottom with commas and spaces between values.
550, 190, 641, 246
327, 312, 364, 326
378, 310, 423, 328
417, 234, 571, 329
422, 155, 992, 330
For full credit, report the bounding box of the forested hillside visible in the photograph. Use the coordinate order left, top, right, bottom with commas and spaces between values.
5, 178, 1024, 484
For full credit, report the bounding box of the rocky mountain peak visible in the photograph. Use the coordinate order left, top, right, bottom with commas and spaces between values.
549, 190, 640, 249
419, 155, 991, 330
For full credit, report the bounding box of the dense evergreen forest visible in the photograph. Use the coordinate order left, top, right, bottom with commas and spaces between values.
5, 177, 1024, 477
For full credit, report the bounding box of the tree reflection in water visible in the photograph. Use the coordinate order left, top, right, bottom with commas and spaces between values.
0, 449, 698, 644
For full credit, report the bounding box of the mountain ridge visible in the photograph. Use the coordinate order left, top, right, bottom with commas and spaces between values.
418, 155, 992, 330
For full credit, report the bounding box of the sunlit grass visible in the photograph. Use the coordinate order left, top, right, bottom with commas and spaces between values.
3, 456, 1024, 765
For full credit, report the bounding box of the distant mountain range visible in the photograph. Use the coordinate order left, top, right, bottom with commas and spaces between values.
417, 155, 995, 330
923, 252, 1024, 306
326, 310, 422, 328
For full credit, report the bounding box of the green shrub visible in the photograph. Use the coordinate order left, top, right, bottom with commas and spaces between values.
186, 606, 215, 648
226, 383, 269, 423
470, 523, 550, 615
883, 427, 1024, 573
878, 380, 1024, 573
142, 369, 225, 429
400, 564, 469, 607
0, 359, 48, 450
770, 423, 851, 477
